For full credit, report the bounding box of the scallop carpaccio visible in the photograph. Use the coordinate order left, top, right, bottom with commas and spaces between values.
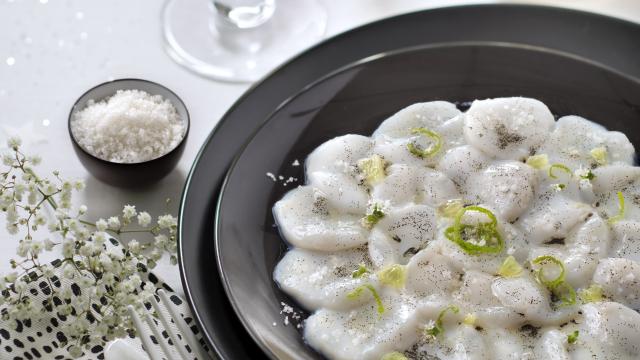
272, 97, 640, 360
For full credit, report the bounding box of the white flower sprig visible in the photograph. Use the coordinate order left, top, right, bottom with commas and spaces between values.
0, 137, 178, 358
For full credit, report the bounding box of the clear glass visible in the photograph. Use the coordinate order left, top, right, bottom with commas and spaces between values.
162, 0, 327, 83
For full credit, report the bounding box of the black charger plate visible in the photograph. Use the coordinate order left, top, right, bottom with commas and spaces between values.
179, 5, 640, 360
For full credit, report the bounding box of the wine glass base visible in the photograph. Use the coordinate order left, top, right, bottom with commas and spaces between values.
162, 0, 327, 83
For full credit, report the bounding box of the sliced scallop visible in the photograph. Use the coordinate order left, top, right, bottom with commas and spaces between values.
466, 161, 537, 222
370, 164, 422, 207
517, 191, 592, 245
611, 221, 640, 262
591, 164, 640, 194
484, 328, 527, 360
307, 171, 369, 214
573, 302, 640, 359
304, 294, 421, 360
305, 134, 373, 174
464, 97, 554, 160
374, 204, 437, 263
373, 101, 461, 139
273, 247, 373, 311
593, 258, 640, 309
405, 245, 462, 297
273, 186, 367, 251
539, 115, 635, 168
491, 275, 577, 326
533, 329, 570, 360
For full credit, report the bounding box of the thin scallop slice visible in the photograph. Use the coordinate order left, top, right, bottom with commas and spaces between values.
563, 214, 612, 287
484, 328, 527, 360
466, 161, 538, 222
436, 145, 491, 188
573, 302, 640, 359
273, 186, 367, 251
305, 134, 373, 175
464, 97, 554, 160
590, 164, 640, 194
533, 329, 570, 360
374, 204, 437, 264
418, 168, 461, 207
517, 191, 592, 245
611, 220, 640, 262
372, 101, 461, 139
539, 115, 635, 169
371, 164, 460, 208
372, 102, 463, 168
307, 171, 369, 214
370, 164, 423, 207
273, 247, 374, 311
419, 325, 490, 360
405, 245, 462, 297
304, 294, 421, 360
453, 271, 524, 329
491, 275, 577, 326
367, 228, 400, 268
593, 258, 640, 309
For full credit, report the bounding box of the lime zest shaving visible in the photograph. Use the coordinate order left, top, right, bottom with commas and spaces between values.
567, 330, 579, 344
437, 199, 464, 218
425, 305, 459, 337
381, 352, 408, 360
444, 206, 504, 256
377, 264, 407, 289
590, 146, 608, 165
579, 284, 604, 303
362, 203, 385, 228
352, 264, 370, 279
531, 255, 576, 307
463, 313, 477, 326
407, 127, 442, 158
347, 284, 384, 314
526, 154, 549, 169
608, 191, 625, 224
498, 256, 523, 277
554, 282, 577, 307
548, 163, 572, 180
357, 154, 387, 185
532, 255, 565, 288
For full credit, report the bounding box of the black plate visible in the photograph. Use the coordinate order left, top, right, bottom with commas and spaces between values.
178, 5, 640, 360
216, 42, 640, 359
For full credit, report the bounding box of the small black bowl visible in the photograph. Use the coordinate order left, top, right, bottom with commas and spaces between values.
68, 79, 190, 187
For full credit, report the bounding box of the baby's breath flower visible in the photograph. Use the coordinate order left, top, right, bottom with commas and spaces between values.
73, 180, 85, 191
122, 204, 137, 219
62, 240, 75, 258
0, 144, 179, 357
157, 214, 177, 229
107, 216, 121, 230
128, 239, 141, 254
4, 272, 17, 283
7, 136, 21, 149
95, 218, 108, 232
1, 154, 13, 166
137, 211, 151, 227
27, 155, 41, 165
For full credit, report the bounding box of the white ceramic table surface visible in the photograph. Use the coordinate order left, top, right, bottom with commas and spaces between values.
0, 0, 638, 296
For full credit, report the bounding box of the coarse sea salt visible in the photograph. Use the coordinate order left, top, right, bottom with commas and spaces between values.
71, 89, 185, 163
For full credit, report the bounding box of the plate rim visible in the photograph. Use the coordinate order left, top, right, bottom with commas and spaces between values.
178, 4, 640, 359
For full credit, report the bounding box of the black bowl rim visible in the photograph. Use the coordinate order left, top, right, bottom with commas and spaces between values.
67, 78, 191, 166
214, 40, 640, 359
177, 4, 640, 359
